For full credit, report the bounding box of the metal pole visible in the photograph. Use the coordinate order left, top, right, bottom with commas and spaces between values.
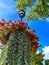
21, 18, 22, 21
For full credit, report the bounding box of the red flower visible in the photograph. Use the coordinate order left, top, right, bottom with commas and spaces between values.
35, 36, 38, 40
0, 22, 4, 26
0, 39, 6, 45
17, 21, 25, 29
0, 29, 3, 33
32, 30, 36, 33
12, 22, 15, 25
29, 34, 33, 39
34, 36, 39, 42
15, 24, 19, 27
32, 36, 39, 42
33, 45, 39, 49
10, 24, 15, 32
29, 30, 36, 34
18, 21, 25, 24
30, 44, 39, 52
21, 24, 25, 29
29, 34, 35, 40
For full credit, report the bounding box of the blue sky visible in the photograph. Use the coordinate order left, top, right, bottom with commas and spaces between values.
0, 0, 49, 52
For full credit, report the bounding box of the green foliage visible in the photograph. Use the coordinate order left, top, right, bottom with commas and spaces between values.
15, 0, 36, 10
27, 0, 49, 21
45, 60, 49, 65
15, 0, 49, 21
0, 45, 8, 65
31, 52, 44, 65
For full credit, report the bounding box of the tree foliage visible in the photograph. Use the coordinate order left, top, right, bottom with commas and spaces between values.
31, 52, 44, 65
45, 60, 49, 65
15, 0, 49, 21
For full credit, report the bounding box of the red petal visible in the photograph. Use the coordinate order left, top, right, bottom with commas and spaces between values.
32, 30, 36, 32
29, 34, 35, 40
0, 40, 6, 45
15, 24, 19, 27
10, 24, 15, 32
0, 22, 4, 26
21, 25, 25, 29
34, 36, 39, 41
0, 29, 3, 33
29, 35, 33, 39
33, 45, 39, 49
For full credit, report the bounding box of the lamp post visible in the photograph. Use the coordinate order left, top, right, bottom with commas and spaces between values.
19, 10, 25, 21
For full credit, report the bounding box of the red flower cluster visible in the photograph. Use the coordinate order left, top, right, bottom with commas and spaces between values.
30, 44, 39, 52
0, 20, 29, 45
29, 31, 39, 52
9, 21, 28, 32
0, 19, 39, 52
29, 34, 35, 40
0, 22, 4, 27
10, 24, 15, 32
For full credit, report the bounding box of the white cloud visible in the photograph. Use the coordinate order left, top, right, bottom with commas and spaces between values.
42, 46, 49, 60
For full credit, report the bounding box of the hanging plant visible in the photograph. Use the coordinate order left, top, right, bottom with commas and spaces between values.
0, 19, 40, 52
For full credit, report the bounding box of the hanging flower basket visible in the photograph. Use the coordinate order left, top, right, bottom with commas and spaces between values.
0, 19, 40, 52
